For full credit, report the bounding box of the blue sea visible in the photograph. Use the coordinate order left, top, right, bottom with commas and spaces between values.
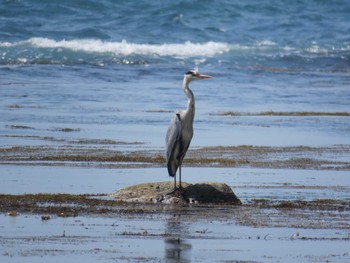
1, 0, 350, 148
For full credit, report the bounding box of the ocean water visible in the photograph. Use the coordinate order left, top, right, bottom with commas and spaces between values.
1, 0, 350, 148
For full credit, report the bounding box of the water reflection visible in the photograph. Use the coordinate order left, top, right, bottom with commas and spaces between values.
164, 214, 192, 263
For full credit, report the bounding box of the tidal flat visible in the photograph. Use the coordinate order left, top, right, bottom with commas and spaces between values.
0, 108, 349, 262
1, 191, 350, 263
0, 143, 350, 263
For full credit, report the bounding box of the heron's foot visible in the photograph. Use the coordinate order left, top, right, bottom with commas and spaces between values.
166, 186, 184, 197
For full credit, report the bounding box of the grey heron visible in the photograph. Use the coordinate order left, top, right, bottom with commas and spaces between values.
165, 69, 212, 190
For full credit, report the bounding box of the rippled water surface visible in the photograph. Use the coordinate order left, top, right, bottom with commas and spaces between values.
1, 0, 350, 149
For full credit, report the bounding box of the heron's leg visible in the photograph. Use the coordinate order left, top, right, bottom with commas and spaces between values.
174, 174, 177, 190
179, 164, 182, 188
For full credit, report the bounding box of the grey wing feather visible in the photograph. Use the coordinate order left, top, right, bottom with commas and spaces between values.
165, 114, 181, 177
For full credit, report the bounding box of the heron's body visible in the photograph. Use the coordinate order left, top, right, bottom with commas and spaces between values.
165, 70, 212, 190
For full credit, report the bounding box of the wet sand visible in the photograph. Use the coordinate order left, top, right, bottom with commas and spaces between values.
1, 143, 350, 262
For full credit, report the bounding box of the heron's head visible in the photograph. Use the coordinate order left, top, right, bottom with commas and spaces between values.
184, 69, 212, 83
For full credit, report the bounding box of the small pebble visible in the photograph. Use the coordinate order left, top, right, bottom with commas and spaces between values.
7, 211, 18, 217
41, 215, 51, 221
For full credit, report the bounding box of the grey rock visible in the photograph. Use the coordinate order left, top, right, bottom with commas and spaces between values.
111, 181, 241, 205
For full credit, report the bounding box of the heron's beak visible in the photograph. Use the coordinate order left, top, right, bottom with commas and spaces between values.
197, 74, 212, 79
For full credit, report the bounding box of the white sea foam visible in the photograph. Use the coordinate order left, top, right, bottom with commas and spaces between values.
13, 38, 231, 58
1, 38, 349, 62
256, 40, 277, 47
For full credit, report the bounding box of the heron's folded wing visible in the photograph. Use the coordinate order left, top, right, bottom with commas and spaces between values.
165, 114, 181, 162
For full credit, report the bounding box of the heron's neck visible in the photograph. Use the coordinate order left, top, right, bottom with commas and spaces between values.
183, 79, 195, 118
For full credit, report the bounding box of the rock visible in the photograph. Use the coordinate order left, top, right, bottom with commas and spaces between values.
41, 215, 51, 221
111, 181, 241, 205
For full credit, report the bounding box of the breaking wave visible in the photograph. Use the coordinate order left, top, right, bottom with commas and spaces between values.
1, 37, 349, 66
0, 38, 230, 64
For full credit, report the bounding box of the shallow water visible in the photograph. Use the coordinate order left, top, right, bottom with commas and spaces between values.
1, 166, 349, 202
1, 164, 349, 262
1, 202, 349, 263
1, 66, 349, 148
